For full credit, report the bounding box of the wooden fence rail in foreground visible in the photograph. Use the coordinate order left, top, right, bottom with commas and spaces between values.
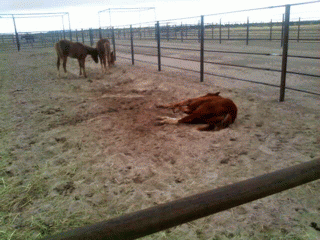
43, 158, 320, 240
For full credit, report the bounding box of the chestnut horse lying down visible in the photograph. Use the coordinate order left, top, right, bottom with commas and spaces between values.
55, 40, 99, 78
96, 38, 115, 73
157, 92, 238, 131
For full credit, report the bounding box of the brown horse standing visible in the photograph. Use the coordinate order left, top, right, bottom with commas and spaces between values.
157, 92, 238, 131
96, 38, 115, 73
55, 40, 99, 78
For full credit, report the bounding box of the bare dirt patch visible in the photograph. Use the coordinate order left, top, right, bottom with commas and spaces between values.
0, 47, 319, 239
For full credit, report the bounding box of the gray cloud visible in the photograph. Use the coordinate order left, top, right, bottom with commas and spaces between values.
1, 0, 106, 11
0, 0, 176, 12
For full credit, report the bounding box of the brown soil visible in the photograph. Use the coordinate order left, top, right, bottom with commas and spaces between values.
0, 47, 319, 240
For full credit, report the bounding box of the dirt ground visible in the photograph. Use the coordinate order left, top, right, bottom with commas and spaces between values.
0, 46, 320, 240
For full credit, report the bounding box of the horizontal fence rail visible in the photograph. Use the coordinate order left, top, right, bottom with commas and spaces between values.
114, 3, 320, 101
1, 17, 320, 51
109, 20, 320, 43
43, 158, 320, 240
1, 3, 319, 101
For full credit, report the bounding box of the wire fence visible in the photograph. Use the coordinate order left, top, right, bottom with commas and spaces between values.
1, 2, 319, 239
112, 3, 320, 101
2, 18, 319, 49
0, 2, 319, 101
112, 19, 320, 43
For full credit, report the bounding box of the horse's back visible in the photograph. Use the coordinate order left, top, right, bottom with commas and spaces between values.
96, 39, 110, 54
55, 40, 72, 56
56, 40, 88, 58
201, 97, 238, 123
96, 39, 110, 47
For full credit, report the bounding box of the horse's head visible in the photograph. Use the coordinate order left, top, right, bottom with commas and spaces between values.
92, 49, 99, 63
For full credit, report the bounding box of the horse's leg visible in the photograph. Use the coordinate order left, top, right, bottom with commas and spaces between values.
220, 113, 233, 128
57, 56, 61, 77
156, 116, 179, 125
156, 99, 191, 111
158, 112, 205, 125
197, 111, 235, 131
106, 52, 111, 68
103, 54, 107, 72
98, 54, 105, 73
98, 56, 102, 72
62, 57, 68, 76
197, 115, 226, 131
177, 113, 207, 124
105, 43, 111, 71
80, 59, 87, 78
101, 55, 104, 72
77, 59, 82, 76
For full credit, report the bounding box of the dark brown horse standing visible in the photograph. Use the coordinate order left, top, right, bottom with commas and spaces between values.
96, 38, 115, 73
55, 40, 99, 78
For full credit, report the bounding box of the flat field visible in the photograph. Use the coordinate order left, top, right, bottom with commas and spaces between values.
0, 41, 319, 239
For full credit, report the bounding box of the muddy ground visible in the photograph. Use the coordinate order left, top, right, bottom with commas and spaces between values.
0, 47, 319, 240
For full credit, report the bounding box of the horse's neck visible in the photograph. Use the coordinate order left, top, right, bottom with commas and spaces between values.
85, 46, 96, 55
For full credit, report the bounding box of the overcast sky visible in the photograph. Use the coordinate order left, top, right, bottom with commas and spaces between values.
0, 0, 319, 33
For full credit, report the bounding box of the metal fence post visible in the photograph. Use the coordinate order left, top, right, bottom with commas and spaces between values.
12, 15, 20, 51
81, 29, 84, 44
197, 22, 201, 43
281, 14, 284, 47
219, 19, 222, 44
212, 23, 214, 40
75, 29, 78, 42
99, 27, 102, 39
297, 17, 301, 42
112, 27, 116, 61
181, 23, 183, 42
270, 19, 273, 41
67, 13, 72, 42
130, 25, 134, 65
186, 26, 188, 39
174, 25, 177, 40
156, 21, 161, 71
89, 28, 93, 46
246, 17, 249, 45
280, 5, 291, 102
200, 15, 205, 82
